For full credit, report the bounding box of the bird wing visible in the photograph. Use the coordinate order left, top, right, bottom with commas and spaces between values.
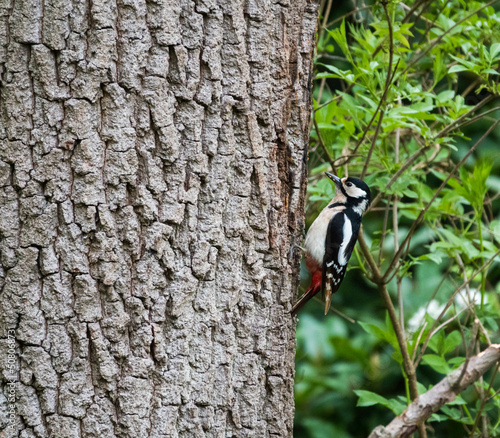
322, 212, 360, 314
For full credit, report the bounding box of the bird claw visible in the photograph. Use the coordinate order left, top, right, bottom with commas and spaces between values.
289, 243, 306, 260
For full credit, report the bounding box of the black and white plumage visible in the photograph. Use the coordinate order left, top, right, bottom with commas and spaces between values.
291, 172, 371, 316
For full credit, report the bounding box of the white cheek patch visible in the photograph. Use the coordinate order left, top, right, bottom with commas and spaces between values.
346, 186, 367, 198
338, 218, 352, 266
352, 199, 369, 215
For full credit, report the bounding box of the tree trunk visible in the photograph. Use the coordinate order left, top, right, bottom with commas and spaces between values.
0, 0, 317, 437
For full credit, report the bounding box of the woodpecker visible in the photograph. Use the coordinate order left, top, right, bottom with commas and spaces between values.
291, 172, 371, 316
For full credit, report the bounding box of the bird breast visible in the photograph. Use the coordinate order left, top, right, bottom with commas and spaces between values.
305, 206, 344, 264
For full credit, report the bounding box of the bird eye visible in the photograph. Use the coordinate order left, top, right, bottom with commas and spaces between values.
346, 182, 353, 187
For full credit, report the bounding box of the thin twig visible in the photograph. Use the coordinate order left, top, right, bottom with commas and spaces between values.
361, 110, 384, 179
461, 77, 482, 99
309, 295, 356, 323
477, 318, 492, 346
428, 308, 466, 343
411, 321, 428, 363
313, 117, 336, 172
325, 5, 373, 28
316, 0, 334, 105
378, 201, 391, 264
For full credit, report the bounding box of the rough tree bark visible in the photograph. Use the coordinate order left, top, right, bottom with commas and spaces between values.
0, 0, 317, 437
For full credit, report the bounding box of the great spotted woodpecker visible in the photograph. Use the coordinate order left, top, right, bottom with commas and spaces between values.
291, 172, 371, 316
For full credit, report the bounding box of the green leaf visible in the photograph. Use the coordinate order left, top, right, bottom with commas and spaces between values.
354, 390, 406, 415
422, 354, 451, 374
483, 68, 500, 75
327, 20, 354, 64
417, 252, 443, 264
395, 32, 411, 48
490, 42, 500, 59
429, 413, 449, 423
358, 320, 398, 349
447, 395, 467, 406
448, 65, 468, 73
354, 390, 389, 407
448, 356, 466, 368
319, 64, 355, 82
436, 90, 455, 103
417, 381, 427, 395
443, 331, 462, 354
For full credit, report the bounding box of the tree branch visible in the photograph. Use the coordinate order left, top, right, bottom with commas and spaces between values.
368, 344, 500, 438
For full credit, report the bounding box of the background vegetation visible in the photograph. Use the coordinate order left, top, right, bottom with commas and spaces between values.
294, 1, 500, 437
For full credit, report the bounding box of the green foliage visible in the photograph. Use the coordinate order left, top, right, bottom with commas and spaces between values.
296, 1, 500, 437
450, 161, 493, 218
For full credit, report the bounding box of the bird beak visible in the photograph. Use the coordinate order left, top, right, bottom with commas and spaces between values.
325, 172, 342, 187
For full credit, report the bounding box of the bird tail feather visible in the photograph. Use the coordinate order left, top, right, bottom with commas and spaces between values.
291, 289, 313, 316
291, 271, 322, 317
324, 283, 332, 315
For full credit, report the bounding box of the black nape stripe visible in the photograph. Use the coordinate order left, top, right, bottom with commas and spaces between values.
328, 202, 343, 209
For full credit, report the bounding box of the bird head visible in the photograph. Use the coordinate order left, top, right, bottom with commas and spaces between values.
325, 172, 371, 213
